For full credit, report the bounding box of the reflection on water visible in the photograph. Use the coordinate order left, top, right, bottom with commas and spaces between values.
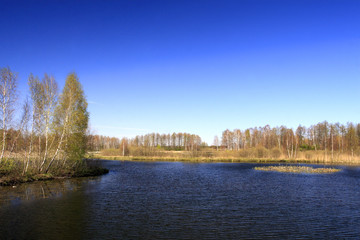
0, 161, 360, 239
0, 177, 103, 240
0, 177, 101, 205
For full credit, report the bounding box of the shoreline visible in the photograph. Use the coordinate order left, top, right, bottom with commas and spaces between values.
94, 155, 360, 166
0, 167, 109, 187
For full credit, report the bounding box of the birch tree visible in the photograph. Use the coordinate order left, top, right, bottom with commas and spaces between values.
46, 73, 88, 172
0, 67, 17, 162
39, 74, 58, 171
213, 135, 219, 151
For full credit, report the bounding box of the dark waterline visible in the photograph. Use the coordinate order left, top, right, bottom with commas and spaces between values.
1, 161, 360, 239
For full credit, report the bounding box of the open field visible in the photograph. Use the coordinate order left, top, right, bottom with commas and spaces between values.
93, 153, 360, 166
94, 147, 360, 166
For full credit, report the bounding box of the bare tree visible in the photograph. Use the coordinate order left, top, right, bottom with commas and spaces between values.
213, 135, 219, 151
39, 74, 58, 171
8, 99, 30, 159
0, 67, 18, 162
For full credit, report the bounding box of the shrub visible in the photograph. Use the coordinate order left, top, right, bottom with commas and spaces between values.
305, 152, 313, 160
255, 147, 268, 158
270, 148, 281, 159
100, 148, 122, 156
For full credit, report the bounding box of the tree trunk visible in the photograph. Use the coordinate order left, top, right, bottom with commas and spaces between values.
45, 113, 69, 173
331, 131, 334, 160
0, 102, 6, 162
24, 107, 35, 175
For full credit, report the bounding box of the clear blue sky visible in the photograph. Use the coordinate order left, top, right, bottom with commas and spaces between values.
1, 0, 359, 144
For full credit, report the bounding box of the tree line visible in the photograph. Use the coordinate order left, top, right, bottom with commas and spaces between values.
0, 66, 89, 175
218, 122, 360, 159
88, 132, 203, 153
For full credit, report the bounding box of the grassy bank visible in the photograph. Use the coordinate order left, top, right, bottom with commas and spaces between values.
0, 159, 109, 186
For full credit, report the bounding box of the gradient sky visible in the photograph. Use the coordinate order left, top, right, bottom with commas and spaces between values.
1, 0, 359, 144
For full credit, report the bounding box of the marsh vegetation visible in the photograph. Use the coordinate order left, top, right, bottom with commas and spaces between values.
254, 165, 341, 174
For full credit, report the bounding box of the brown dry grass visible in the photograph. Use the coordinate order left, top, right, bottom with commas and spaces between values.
96, 148, 360, 165
254, 166, 341, 174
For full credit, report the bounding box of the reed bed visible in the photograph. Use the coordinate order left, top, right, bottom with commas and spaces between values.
254, 166, 341, 174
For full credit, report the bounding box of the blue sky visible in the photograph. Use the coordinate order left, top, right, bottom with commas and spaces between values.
1, 0, 359, 144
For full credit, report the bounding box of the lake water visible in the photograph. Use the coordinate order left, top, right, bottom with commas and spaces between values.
1, 160, 360, 239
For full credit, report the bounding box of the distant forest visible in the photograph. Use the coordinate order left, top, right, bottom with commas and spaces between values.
218, 122, 359, 159
88, 132, 203, 153
90, 121, 360, 162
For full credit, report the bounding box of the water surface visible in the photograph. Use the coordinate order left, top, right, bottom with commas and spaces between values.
1, 161, 360, 239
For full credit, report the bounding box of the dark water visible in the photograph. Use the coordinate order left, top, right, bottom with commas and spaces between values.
1, 161, 360, 239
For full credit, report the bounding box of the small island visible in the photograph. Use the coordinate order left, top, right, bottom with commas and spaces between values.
254, 165, 341, 174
